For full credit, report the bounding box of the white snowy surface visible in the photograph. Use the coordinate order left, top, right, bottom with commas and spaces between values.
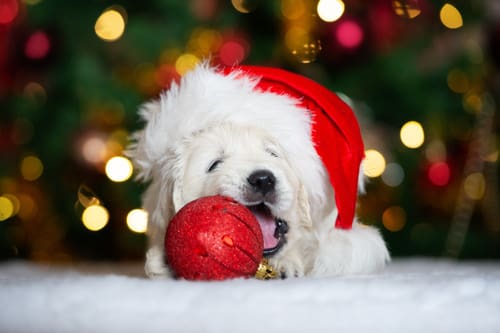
1, 259, 499, 333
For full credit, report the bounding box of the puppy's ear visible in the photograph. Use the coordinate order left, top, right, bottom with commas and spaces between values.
172, 178, 184, 213
126, 100, 162, 182
298, 183, 313, 228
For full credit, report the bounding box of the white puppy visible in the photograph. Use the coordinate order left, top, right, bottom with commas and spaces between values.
128, 64, 390, 278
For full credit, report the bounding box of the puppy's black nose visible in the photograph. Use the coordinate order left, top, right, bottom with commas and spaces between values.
247, 170, 276, 195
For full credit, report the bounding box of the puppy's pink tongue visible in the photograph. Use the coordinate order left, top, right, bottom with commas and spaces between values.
251, 209, 279, 249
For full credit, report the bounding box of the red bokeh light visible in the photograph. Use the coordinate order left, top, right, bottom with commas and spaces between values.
0, 0, 19, 25
219, 40, 247, 66
24, 31, 51, 60
336, 19, 364, 49
428, 162, 451, 187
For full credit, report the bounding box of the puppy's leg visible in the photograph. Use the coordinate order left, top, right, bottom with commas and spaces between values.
143, 181, 171, 279
144, 222, 170, 278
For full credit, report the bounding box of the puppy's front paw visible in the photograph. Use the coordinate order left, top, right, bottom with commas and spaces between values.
273, 257, 306, 278
145, 247, 170, 279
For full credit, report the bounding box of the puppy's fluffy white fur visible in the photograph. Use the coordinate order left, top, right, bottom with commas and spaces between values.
128, 64, 390, 278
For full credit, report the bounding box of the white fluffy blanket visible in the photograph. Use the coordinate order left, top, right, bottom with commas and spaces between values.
1, 259, 499, 333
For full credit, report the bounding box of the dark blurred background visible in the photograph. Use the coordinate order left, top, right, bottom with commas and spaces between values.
0, 0, 499, 262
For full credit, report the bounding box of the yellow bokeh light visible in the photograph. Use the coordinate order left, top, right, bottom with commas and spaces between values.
126, 209, 148, 233
3, 194, 20, 216
82, 205, 109, 231
77, 185, 101, 208
317, 0, 345, 23
363, 149, 386, 178
105, 156, 133, 182
464, 172, 486, 200
20, 155, 43, 181
175, 53, 200, 76
95, 9, 126, 42
463, 92, 483, 113
231, 0, 255, 13
17, 193, 37, 220
284, 26, 309, 51
281, 0, 306, 20
400, 121, 425, 149
440, 3, 463, 29
392, 0, 421, 19
0, 196, 14, 221
484, 150, 499, 163
382, 206, 406, 232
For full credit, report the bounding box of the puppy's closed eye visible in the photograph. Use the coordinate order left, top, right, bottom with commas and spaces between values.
207, 159, 223, 173
265, 148, 279, 158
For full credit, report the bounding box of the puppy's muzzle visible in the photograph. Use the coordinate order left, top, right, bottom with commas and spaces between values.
247, 170, 276, 196
245, 169, 288, 257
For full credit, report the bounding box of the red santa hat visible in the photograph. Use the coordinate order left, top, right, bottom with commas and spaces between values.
221, 65, 364, 230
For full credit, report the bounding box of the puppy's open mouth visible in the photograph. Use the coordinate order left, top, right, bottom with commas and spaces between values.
247, 203, 288, 257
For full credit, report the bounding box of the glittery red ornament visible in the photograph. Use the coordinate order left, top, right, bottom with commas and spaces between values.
165, 195, 264, 280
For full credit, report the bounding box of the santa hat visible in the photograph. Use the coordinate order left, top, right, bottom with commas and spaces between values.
221, 65, 364, 230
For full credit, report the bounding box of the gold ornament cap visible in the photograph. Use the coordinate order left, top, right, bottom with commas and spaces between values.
255, 259, 279, 280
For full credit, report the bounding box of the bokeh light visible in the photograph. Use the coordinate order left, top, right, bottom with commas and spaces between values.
81, 135, 107, 164
0, 0, 19, 25
105, 156, 133, 182
285, 26, 308, 50
3, 194, 20, 216
317, 0, 345, 23
95, 8, 126, 42
428, 162, 451, 187
187, 28, 222, 57
425, 140, 447, 163
82, 205, 109, 231
382, 163, 405, 187
440, 3, 463, 29
23, 81, 47, 104
392, 0, 420, 19
20, 155, 44, 181
464, 172, 485, 200
17, 193, 37, 220
126, 209, 148, 233
400, 121, 425, 149
24, 31, 51, 59
231, 0, 257, 13
175, 53, 200, 75
219, 40, 247, 66
290, 41, 322, 64
363, 149, 386, 178
485, 150, 499, 163
462, 91, 483, 113
0, 196, 14, 221
77, 185, 101, 208
382, 206, 406, 232
281, 0, 306, 20
336, 20, 364, 49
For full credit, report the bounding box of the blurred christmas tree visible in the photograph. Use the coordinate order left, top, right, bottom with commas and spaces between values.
0, 0, 498, 261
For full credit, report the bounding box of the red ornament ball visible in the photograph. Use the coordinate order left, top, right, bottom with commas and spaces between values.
165, 195, 264, 280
